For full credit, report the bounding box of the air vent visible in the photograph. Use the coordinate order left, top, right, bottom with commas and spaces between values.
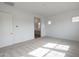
4, 2, 14, 6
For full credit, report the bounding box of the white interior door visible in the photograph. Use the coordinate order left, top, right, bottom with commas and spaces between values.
0, 12, 13, 47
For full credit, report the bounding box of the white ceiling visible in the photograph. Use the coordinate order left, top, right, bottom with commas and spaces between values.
9, 2, 79, 16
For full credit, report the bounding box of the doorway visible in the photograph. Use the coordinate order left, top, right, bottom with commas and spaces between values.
34, 16, 41, 38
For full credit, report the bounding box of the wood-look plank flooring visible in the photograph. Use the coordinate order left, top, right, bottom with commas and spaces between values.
0, 37, 79, 57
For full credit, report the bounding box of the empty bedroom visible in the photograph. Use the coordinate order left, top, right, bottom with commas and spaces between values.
0, 2, 79, 57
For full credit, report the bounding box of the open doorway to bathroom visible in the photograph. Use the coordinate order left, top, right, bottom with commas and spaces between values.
34, 16, 41, 38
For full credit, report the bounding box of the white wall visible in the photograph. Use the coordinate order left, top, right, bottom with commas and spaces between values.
41, 17, 46, 37
0, 3, 46, 48
45, 9, 79, 41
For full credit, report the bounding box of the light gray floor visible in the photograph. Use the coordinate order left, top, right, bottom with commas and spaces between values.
0, 37, 79, 57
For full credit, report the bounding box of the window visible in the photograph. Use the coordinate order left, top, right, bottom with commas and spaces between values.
72, 16, 79, 22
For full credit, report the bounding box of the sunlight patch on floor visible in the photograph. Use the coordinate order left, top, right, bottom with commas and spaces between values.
28, 48, 50, 57
43, 43, 69, 51
28, 43, 70, 57
45, 50, 65, 57
55, 44, 69, 51
43, 43, 57, 48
